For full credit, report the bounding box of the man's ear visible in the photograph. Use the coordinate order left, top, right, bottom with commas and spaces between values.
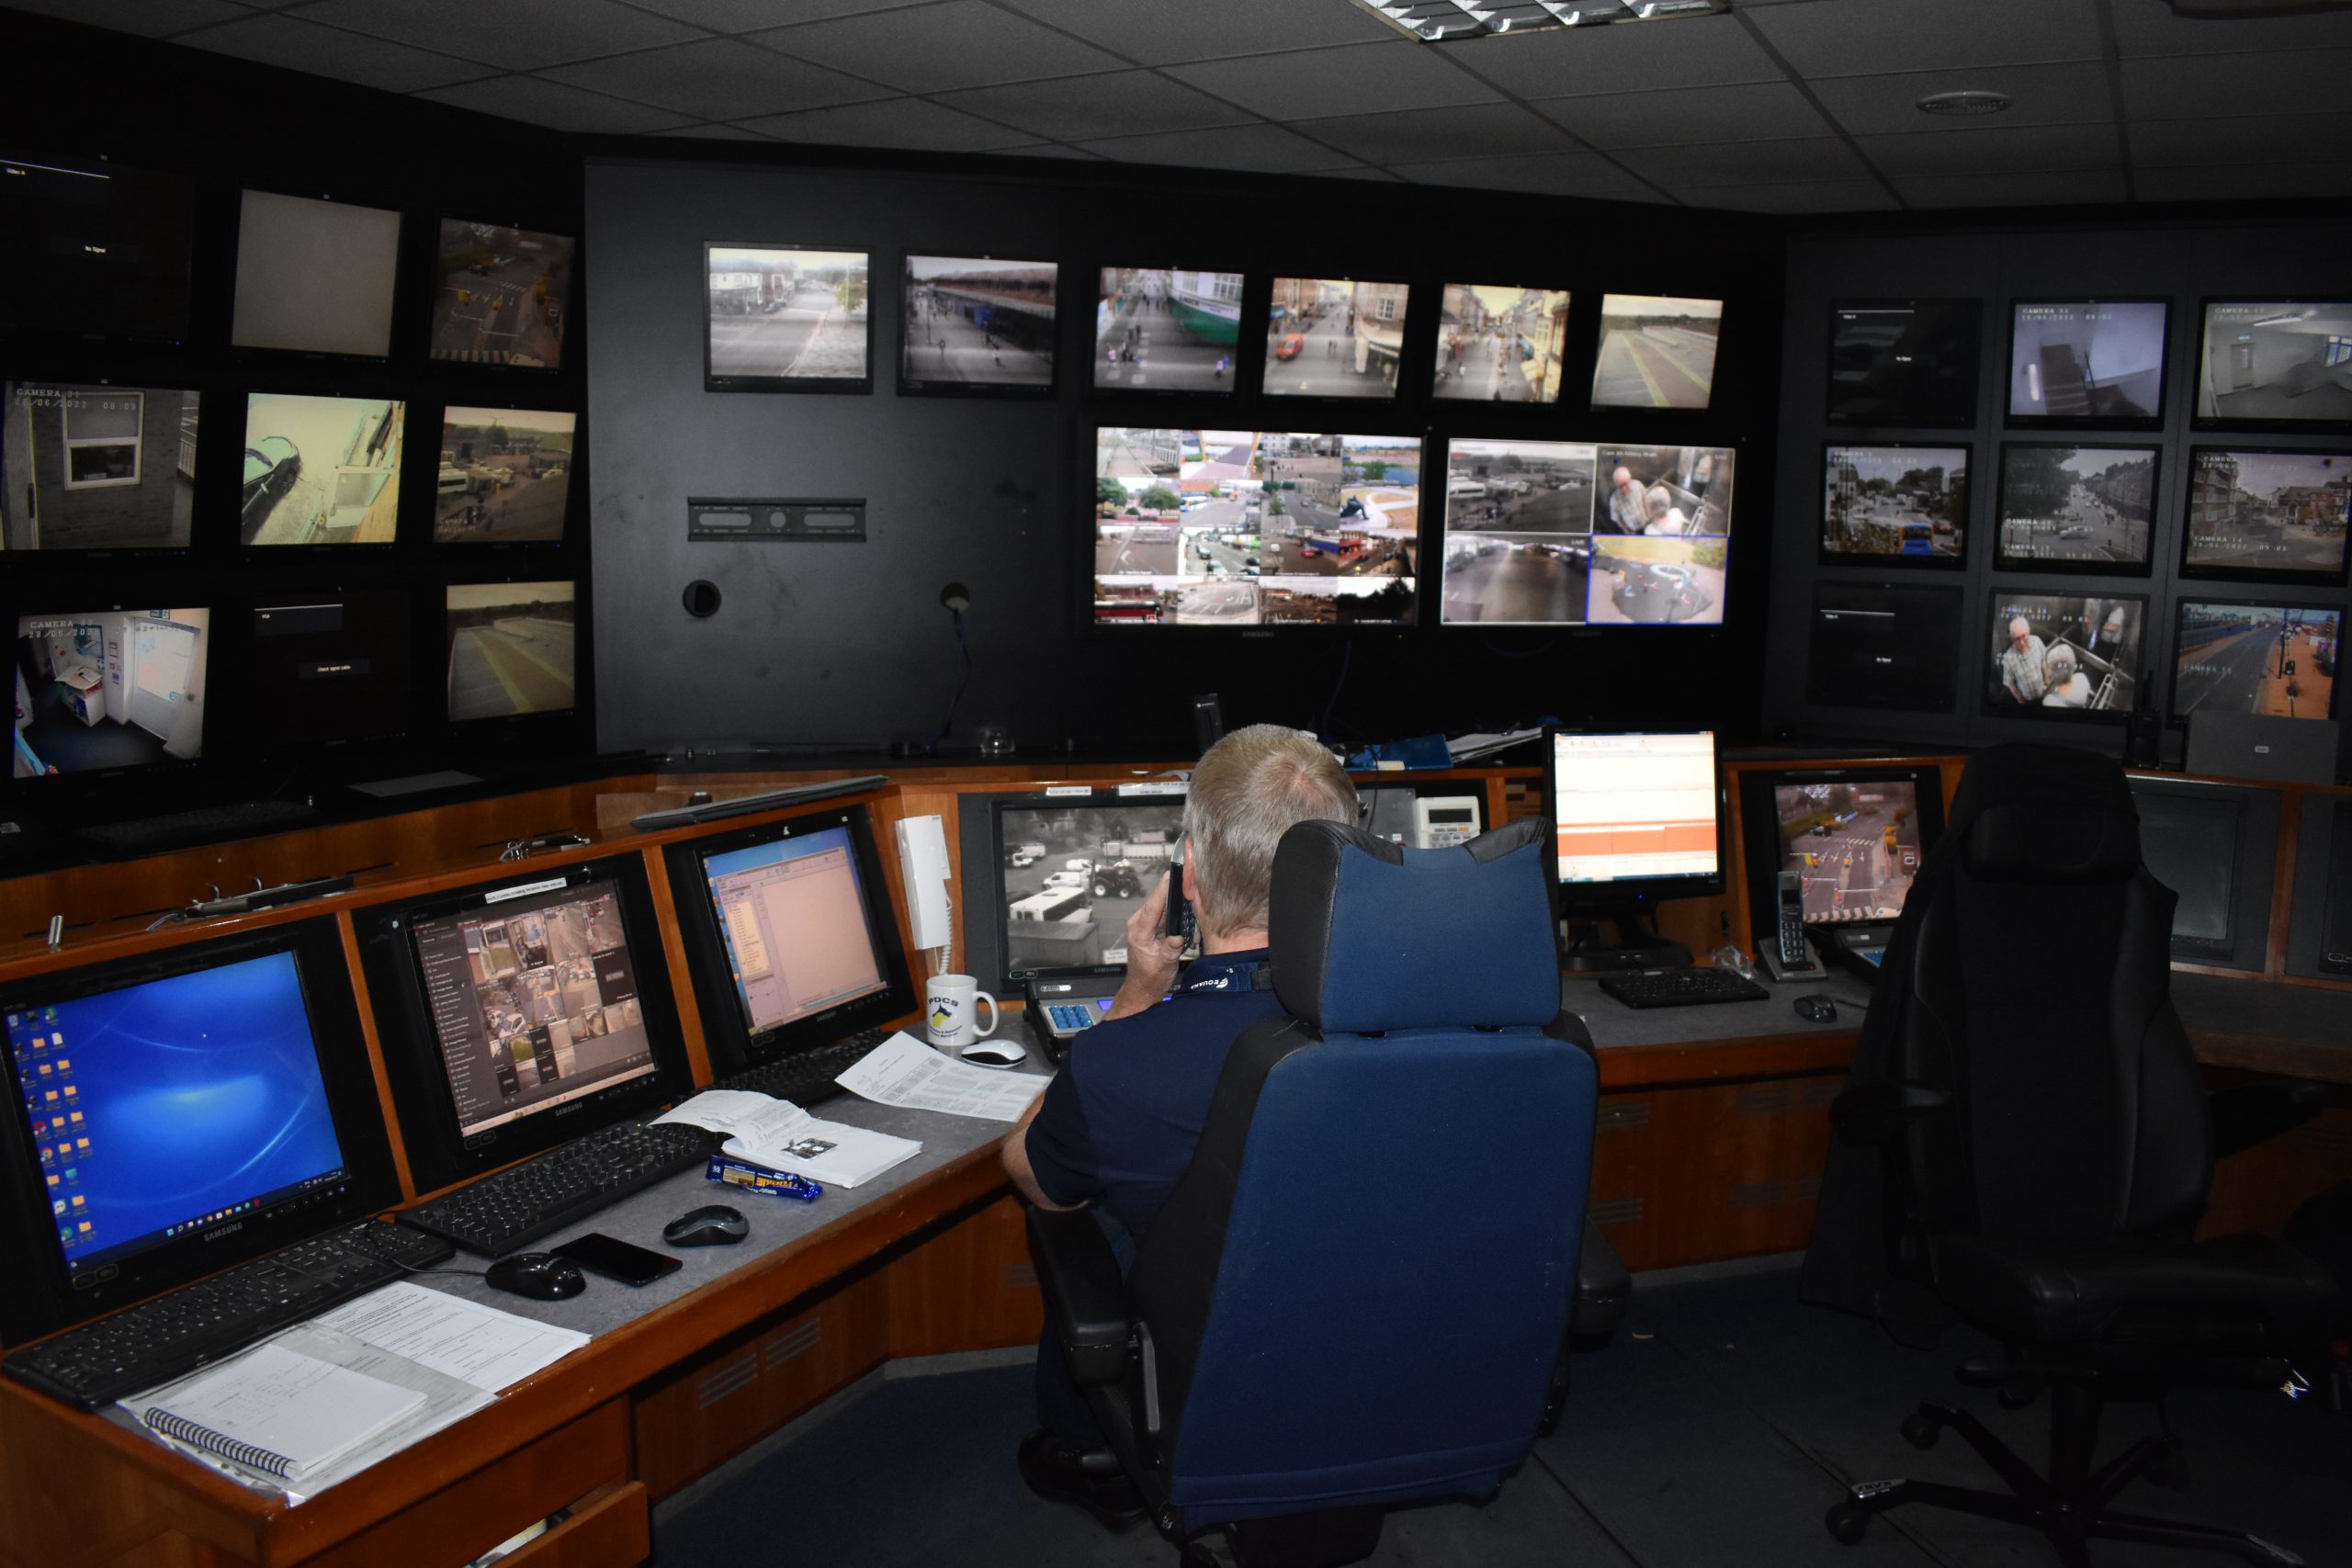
1181, 837, 1195, 907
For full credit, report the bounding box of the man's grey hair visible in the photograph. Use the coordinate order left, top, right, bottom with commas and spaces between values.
1182, 725, 1357, 937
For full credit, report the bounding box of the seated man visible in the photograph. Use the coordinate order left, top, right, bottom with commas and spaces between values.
1001, 724, 1358, 1528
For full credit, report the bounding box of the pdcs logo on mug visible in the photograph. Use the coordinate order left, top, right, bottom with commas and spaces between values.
924, 974, 999, 1053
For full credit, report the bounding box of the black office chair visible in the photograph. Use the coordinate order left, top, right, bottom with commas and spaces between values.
1027, 818, 1618, 1568
1804, 743, 2334, 1567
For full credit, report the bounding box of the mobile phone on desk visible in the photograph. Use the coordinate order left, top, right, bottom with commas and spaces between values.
1163, 841, 1195, 944
551, 1233, 683, 1286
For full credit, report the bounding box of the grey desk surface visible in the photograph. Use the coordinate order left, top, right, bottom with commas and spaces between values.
1563, 966, 1876, 1050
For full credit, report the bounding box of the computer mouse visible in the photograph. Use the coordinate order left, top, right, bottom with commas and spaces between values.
663, 1204, 750, 1247
1793, 994, 1839, 1023
960, 1039, 1027, 1068
483, 1252, 588, 1301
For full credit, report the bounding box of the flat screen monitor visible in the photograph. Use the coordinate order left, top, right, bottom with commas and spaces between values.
2195, 299, 2352, 430
12, 607, 209, 781
445, 581, 576, 723
431, 219, 574, 371
1984, 592, 2145, 718
1826, 299, 1982, 428
899, 253, 1055, 396
0, 919, 397, 1343
1737, 765, 1946, 951
1431, 283, 1568, 405
1819, 443, 1968, 566
1591, 294, 1721, 411
435, 407, 574, 545
1539, 729, 1723, 916
706, 243, 871, 392
959, 788, 1194, 995
2006, 299, 2169, 427
1805, 582, 1962, 713
353, 855, 693, 1192
2179, 447, 2350, 586
1993, 443, 2158, 574
662, 806, 917, 1077
0, 153, 196, 344
248, 591, 413, 750
1091, 428, 1419, 628
241, 392, 404, 547
2127, 776, 2279, 971
1095, 268, 1242, 396
2171, 599, 2339, 725
231, 190, 401, 359
1262, 277, 1409, 401
2324, 799, 2352, 978
2, 381, 198, 551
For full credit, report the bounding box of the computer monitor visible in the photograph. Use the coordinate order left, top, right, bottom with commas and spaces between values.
1095, 268, 1243, 397
1993, 443, 2159, 574
1804, 582, 1962, 713
2178, 447, 2350, 587
1984, 592, 2145, 719
231, 189, 401, 359
706, 243, 871, 393
1540, 728, 1723, 968
1591, 294, 1722, 411
2171, 599, 2340, 726
2006, 299, 2169, 428
956, 787, 1193, 995
12, 607, 210, 781
240, 392, 404, 547
434, 407, 575, 545
661, 806, 918, 1078
1262, 277, 1409, 401
2127, 775, 2279, 973
431, 219, 574, 371
0, 152, 196, 344
1819, 443, 1969, 566
0, 919, 398, 1343
1430, 283, 1568, 405
445, 581, 577, 724
899, 252, 1056, 397
247, 591, 414, 752
1738, 765, 1947, 953
353, 855, 694, 1193
1826, 299, 1982, 429
2195, 299, 2352, 432
2, 381, 199, 552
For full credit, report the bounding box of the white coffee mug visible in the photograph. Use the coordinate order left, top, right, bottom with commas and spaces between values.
924, 974, 999, 1053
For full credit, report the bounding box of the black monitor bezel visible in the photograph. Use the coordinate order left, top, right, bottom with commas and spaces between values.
1426, 280, 1573, 410
1978, 588, 2150, 724
228, 186, 405, 365
2166, 592, 2344, 728
351, 852, 695, 1196
1587, 292, 1726, 416
1090, 265, 1247, 403
235, 389, 409, 551
1537, 725, 1726, 919
2176, 445, 2352, 589
969, 786, 1191, 995
1823, 297, 1984, 432
896, 249, 1059, 401
0, 378, 205, 557
1736, 764, 1949, 953
2190, 296, 2352, 436
0, 918, 401, 1345
7, 601, 216, 788
428, 215, 576, 377
429, 399, 580, 549
1990, 439, 2161, 579
2125, 773, 2280, 972
1804, 580, 1965, 715
660, 804, 918, 1079
2002, 296, 2172, 432
440, 576, 582, 731
243, 584, 419, 756
1816, 439, 1973, 571
703, 240, 874, 396
1258, 275, 1417, 410
0, 151, 198, 349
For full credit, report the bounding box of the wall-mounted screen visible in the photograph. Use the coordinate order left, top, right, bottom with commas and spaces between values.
1262, 277, 1409, 401
2181, 447, 2350, 585
445, 581, 576, 722
1806, 583, 1962, 713
2, 382, 198, 552
1431, 284, 1568, 405
0, 153, 196, 344
900, 253, 1054, 395
1591, 294, 1721, 411
706, 243, 870, 391
430, 219, 573, 370
435, 406, 573, 544
2005, 299, 2169, 426
1993, 443, 2157, 575
13, 607, 209, 778
1826, 299, 1981, 428
241, 393, 403, 547
1984, 592, 2145, 717
1820, 444, 1968, 565
248, 591, 413, 750
1094, 268, 1240, 395
2172, 600, 2339, 725
2195, 299, 2352, 429
990, 794, 1193, 986
230, 190, 401, 358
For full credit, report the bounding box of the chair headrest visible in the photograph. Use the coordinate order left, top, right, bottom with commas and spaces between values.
1948, 743, 2141, 885
1267, 818, 1560, 1033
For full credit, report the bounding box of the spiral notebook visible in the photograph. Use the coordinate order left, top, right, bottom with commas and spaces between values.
132, 1341, 427, 1482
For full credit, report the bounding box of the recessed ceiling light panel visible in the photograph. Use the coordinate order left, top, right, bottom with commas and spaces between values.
1916, 89, 2015, 117
1356, 0, 1724, 40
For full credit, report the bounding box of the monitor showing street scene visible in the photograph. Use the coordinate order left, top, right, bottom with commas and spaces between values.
1820, 445, 1968, 564
231, 189, 401, 358
1091, 428, 1418, 627
1262, 277, 1411, 400
435, 408, 574, 545
1590, 294, 1721, 410
706, 245, 870, 389
446, 581, 576, 723
1095, 269, 1241, 395
1430, 285, 1568, 405
1807, 582, 1963, 713
2196, 300, 2352, 429
2007, 299, 2169, 424
1826, 299, 1982, 428
1995, 444, 2156, 571
995, 798, 1194, 981
430, 220, 573, 370
240, 392, 403, 547
2181, 449, 2350, 581
900, 254, 1054, 393
2173, 601, 2340, 724
2, 382, 198, 551
1984, 592, 2144, 716
13, 608, 210, 778
1774, 780, 1927, 926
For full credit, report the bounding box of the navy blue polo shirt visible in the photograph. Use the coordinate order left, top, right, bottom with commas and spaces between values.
1022, 949, 1285, 1245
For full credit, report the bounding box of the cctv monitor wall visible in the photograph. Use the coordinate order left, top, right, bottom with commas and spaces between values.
1826, 299, 1982, 429
2171, 599, 2340, 726
1095, 268, 1243, 397
231, 189, 401, 359
2005, 299, 2169, 428
12, 607, 209, 781
707, 244, 872, 392
2179, 448, 2351, 587
2127, 775, 2279, 973
956, 787, 1193, 996
430, 219, 574, 371
445, 581, 577, 723
1805, 581, 1962, 714
1262, 277, 1410, 402
1994, 443, 2158, 575
1983, 592, 2146, 719
2, 382, 198, 551
1819, 444, 1968, 566
2195, 299, 2352, 430
1590, 294, 1722, 412
435, 407, 574, 545
0, 152, 196, 345
1430, 284, 1569, 406
241, 393, 405, 547
247, 591, 414, 751
899, 253, 1056, 397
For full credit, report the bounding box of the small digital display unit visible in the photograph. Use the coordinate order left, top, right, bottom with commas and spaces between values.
248, 591, 414, 750
2195, 299, 2352, 431
0, 152, 196, 344
2006, 299, 2170, 428
12, 607, 210, 781
1826, 299, 1982, 429
1805, 582, 1962, 714
2, 381, 199, 552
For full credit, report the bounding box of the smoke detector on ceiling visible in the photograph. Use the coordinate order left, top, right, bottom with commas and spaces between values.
1917, 90, 2015, 118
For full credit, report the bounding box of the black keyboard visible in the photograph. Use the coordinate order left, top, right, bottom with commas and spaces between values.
1598, 965, 1771, 1010
1, 1220, 453, 1410
712, 1027, 891, 1108
398, 1119, 724, 1258
76, 798, 317, 857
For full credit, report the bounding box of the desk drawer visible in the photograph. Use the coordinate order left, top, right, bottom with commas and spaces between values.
495, 1483, 647, 1568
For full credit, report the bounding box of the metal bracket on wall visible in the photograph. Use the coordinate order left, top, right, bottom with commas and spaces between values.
687, 497, 866, 542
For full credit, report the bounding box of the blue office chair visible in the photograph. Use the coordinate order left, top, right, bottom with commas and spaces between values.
1028, 818, 1608, 1567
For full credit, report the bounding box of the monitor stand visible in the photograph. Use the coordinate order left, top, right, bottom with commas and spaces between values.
1558, 911, 1691, 973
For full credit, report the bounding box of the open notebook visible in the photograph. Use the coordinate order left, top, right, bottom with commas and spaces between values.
126, 1341, 424, 1482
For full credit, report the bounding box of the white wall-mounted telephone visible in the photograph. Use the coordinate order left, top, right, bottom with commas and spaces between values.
895, 814, 953, 955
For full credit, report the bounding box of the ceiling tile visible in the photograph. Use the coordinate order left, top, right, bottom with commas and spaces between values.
1317, 166, 1407, 182
1385, 151, 1660, 200
179, 12, 490, 91
990, 0, 1399, 66
748, 1, 1122, 92
1616, 135, 1867, 185
1163, 41, 1502, 121
1532, 80, 1834, 150
2111, 0, 2352, 57
988, 141, 1106, 160
651, 122, 779, 140
5, 0, 246, 33
538, 36, 876, 118
415, 74, 692, 132
2135, 160, 2352, 201
1808, 61, 2114, 135
1852, 120, 2120, 177
621, 0, 929, 30
1283, 103, 1580, 166
1442, 15, 1782, 99
738, 96, 1043, 149
2129, 112, 2352, 168
931, 70, 1252, 141
1076, 123, 1362, 173
1747, 0, 2102, 76
287, 0, 702, 69
1679, 177, 1899, 214
1895, 166, 2129, 209
2120, 48, 2352, 120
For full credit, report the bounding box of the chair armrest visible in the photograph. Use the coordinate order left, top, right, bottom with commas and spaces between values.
1024, 1204, 1133, 1387
1571, 1225, 1630, 1338
1830, 1080, 1954, 1146
2209, 1079, 2325, 1160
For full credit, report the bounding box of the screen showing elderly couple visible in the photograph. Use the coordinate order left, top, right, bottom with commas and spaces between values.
1986, 595, 2144, 715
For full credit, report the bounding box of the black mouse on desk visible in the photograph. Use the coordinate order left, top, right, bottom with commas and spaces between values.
483, 1252, 587, 1301
1792, 994, 1839, 1023
663, 1204, 749, 1247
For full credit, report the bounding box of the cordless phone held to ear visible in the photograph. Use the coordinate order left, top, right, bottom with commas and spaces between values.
1164, 841, 1194, 943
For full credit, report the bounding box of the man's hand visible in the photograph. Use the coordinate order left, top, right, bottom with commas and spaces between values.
1107, 869, 1188, 1020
